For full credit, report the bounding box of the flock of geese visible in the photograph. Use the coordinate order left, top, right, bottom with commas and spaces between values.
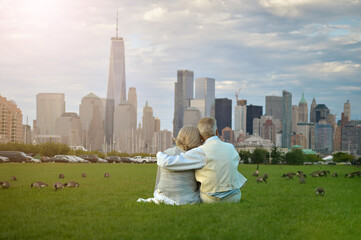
0, 172, 111, 191
252, 164, 361, 196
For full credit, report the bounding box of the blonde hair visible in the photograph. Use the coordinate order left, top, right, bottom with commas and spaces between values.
197, 117, 217, 139
176, 125, 202, 151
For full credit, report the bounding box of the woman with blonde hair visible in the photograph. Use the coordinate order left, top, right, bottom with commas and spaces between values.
138, 125, 205, 205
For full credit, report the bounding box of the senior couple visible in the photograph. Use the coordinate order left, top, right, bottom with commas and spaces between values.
148, 117, 247, 205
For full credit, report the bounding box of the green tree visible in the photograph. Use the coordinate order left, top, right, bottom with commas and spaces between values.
270, 145, 283, 164
40, 142, 70, 157
284, 149, 305, 165
251, 148, 268, 164
239, 150, 251, 164
305, 154, 321, 163
333, 152, 354, 162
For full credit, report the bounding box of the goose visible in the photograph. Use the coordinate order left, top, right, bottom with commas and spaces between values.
256, 177, 267, 183
352, 171, 361, 177
252, 165, 259, 177
81, 173, 87, 178
315, 187, 325, 196
54, 182, 64, 191
64, 181, 79, 188
282, 172, 295, 179
345, 173, 355, 178
310, 172, 319, 177
104, 173, 110, 178
263, 173, 269, 179
332, 172, 338, 177
59, 174, 65, 179
31, 181, 48, 188
1, 181, 10, 189
11, 176, 17, 181
299, 177, 306, 184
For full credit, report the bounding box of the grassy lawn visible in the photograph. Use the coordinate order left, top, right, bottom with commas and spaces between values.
1, 163, 360, 240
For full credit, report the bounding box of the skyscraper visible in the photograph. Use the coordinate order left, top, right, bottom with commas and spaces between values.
315, 120, 333, 154
265, 95, 283, 120
282, 90, 292, 148
314, 104, 330, 123
79, 93, 105, 151
292, 105, 299, 134
55, 112, 82, 146
215, 98, 232, 132
105, 10, 126, 149
194, 77, 215, 117
128, 87, 137, 127
246, 105, 262, 135
310, 98, 317, 123
142, 101, 155, 153
344, 100, 351, 122
173, 70, 194, 138
0, 95, 23, 143
234, 102, 247, 135
36, 93, 65, 143
183, 107, 202, 126
113, 101, 136, 153
298, 92, 308, 123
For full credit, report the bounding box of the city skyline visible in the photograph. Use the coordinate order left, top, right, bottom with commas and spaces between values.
1, 0, 361, 132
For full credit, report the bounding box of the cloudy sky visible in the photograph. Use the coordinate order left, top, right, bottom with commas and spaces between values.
1, 0, 360, 131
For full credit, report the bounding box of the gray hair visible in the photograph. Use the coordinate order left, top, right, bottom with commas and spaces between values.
197, 117, 217, 139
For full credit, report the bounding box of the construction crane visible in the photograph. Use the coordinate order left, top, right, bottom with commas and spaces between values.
235, 88, 241, 103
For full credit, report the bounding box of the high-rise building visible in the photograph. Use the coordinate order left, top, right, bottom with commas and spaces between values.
142, 101, 155, 153
246, 105, 262, 135
105, 11, 126, 149
296, 122, 314, 149
55, 112, 82, 146
153, 130, 172, 153
0, 95, 23, 143
183, 107, 202, 126
36, 93, 65, 143
79, 93, 105, 151
344, 100, 351, 122
113, 102, 137, 153
128, 87, 137, 126
341, 125, 361, 155
234, 103, 247, 136
253, 115, 281, 144
298, 92, 308, 123
173, 70, 194, 138
265, 95, 283, 120
292, 105, 299, 134
22, 124, 32, 144
314, 104, 330, 123
215, 98, 232, 132
195, 77, 215, 117
315, 120, 333, 154
282, 90, 292, 148
310, 98, 317, 123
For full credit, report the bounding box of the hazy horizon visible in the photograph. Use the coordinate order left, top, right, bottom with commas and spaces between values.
1, 0, 361, 131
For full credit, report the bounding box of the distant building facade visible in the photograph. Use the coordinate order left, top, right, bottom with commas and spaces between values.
246, 105, 262, 135
298, 92, 308, 123
341, 125, 361, 155
0, 95, 23, 143
55, 112, 82, 146
234, 101, 247, 139
265, 95, 283, 120
314, 104, 330, 123
173, 70, 194, 138
310, 98, 317, 123
344, 100, 351, 122
215, 98, 232, 132
79, 93, 105, 151
36, 93, 65, 143
292, 105, 299, 134
282, 90, 292, 148
194, 77, 215, 117
315, 121, 333, 154
183, 107, 202, 126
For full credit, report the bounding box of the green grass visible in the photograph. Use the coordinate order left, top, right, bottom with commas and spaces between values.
1, 163, 360, 240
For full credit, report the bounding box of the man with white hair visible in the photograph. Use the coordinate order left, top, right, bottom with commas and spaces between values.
157, 117, 246, 203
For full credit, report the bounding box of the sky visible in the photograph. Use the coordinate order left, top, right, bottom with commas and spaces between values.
1, 0, 361, 132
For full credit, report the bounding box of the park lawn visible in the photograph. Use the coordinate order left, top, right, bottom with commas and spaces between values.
0, 163, 360, 240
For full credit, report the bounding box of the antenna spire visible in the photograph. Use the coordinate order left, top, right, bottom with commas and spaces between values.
116, 8, 119, 38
